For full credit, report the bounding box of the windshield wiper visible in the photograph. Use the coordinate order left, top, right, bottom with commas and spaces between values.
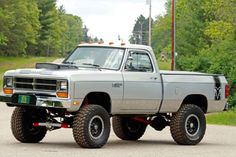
64, 61, 75, 65
82, 63, 102, 71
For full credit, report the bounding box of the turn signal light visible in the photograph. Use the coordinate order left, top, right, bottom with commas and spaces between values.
3, 88, 13, 94
56, 92, 69, 98
225, 84, 229, 98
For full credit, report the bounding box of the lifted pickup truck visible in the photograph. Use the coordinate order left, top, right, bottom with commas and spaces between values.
0, 43, 228, 148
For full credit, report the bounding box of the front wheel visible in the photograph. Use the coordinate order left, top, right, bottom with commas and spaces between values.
72, 105, 110, 148
170, 104, 206, 145
11, 107, 47, 143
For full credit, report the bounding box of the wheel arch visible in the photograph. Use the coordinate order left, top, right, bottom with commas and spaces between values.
81, 92, 112, 114
181, 94, 208, 113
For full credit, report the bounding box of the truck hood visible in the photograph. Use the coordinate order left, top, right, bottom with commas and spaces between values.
4, 66, 118, 80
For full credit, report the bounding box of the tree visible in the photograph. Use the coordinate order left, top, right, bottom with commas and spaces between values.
59, 12, 83, 56
129, 15, 150, 45
152, 14, 172, 56
82, 25, 90, 42
151, 0, 236, 107
0, 0, 100, 56
36, 0, 63, 56
0, 0, 40, 56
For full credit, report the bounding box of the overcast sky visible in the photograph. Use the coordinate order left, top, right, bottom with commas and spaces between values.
57, 0, 167, 43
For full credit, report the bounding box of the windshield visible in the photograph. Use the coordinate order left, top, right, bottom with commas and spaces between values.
64, 47, 125, 70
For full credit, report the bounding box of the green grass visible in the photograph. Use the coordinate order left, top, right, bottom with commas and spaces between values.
158, 59, 171, 70
0, 57, 56, 89
206, 110, 236, 126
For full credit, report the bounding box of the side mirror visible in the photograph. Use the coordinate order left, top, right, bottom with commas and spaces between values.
127, 56, 133, 61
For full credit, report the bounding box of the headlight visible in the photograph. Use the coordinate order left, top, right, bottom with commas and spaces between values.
4, 77, 13, 88
58, 80, 68, 91
57, 80, 69, 98
3, 77, 13, 94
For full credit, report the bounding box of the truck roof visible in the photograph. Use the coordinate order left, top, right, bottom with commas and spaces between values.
78, 43, 153, 52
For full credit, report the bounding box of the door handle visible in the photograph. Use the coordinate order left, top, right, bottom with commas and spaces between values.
150, 77, 158, 80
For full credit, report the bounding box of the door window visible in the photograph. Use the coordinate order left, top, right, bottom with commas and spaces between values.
125, 51, 153, 72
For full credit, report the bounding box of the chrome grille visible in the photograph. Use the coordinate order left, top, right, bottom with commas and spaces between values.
14, 77, 57, 91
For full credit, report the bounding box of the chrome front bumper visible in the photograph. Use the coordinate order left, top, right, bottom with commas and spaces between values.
0, 93, 72, 109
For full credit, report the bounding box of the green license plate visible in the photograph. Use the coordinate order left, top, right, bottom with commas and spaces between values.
18, 95, 30, 104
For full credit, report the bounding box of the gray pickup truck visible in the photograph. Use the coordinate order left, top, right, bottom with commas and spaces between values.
0, 43, 228, 148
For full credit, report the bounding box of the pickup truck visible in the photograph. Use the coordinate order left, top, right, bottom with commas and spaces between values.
0, 43, 228, 148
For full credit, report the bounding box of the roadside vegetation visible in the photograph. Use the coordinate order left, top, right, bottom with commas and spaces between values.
158, 59, 171, 70
131, 0, 236, 109
0, 0, 101, 57
130, 0, 236, 126
0, 57, 56, 88
207, 110, 236, 126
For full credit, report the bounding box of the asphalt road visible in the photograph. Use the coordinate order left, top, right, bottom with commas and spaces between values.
0, 103, 236, 157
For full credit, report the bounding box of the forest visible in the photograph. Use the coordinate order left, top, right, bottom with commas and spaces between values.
0, 0, 101, 57
130, 0, 236, 107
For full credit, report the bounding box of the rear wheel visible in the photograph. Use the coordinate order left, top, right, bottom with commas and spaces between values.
11, 107, 47, 143
112, 116, 147, 140
170, 104, 206, 145
72, 105, 110, 148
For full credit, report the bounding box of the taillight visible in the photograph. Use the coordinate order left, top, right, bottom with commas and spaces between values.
225, 84, 229, 98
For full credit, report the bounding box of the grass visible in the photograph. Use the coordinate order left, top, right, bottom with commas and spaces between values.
206, 109, 236, 126
158, 59, 171, 70
0, 56, 56, 89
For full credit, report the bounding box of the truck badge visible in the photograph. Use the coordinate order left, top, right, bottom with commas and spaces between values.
112, 83, 122, 88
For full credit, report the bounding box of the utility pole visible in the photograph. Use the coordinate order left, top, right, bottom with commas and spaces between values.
139, 21, 144, 45
146, 0, 152, 46
171, 0, 176, 71
47, 31, 51, 57
147, 0, 152, 46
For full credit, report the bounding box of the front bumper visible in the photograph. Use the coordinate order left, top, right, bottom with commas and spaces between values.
0, 93, 72, 109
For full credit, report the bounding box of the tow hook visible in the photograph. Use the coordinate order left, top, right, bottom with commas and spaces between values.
33, 122, 70, 130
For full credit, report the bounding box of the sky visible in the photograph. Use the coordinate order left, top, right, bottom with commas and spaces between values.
57, 0, 167, 43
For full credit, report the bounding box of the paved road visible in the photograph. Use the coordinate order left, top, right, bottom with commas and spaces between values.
0, 103, 236, 157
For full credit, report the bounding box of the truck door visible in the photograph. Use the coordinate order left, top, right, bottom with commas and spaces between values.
122, 50, 162, 111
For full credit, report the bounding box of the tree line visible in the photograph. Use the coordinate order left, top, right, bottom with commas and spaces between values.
129, 15, 151, 45
130, 0, 236, 107
0, 0, 101, 57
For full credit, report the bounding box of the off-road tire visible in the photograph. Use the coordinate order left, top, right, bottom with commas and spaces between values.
112, 116, 147, 140
11, 107, 47, 143
170, 104, 206, 145
72, 105, 110, 148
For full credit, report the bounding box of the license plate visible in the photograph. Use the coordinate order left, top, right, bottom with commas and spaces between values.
18, 95, 30, 104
